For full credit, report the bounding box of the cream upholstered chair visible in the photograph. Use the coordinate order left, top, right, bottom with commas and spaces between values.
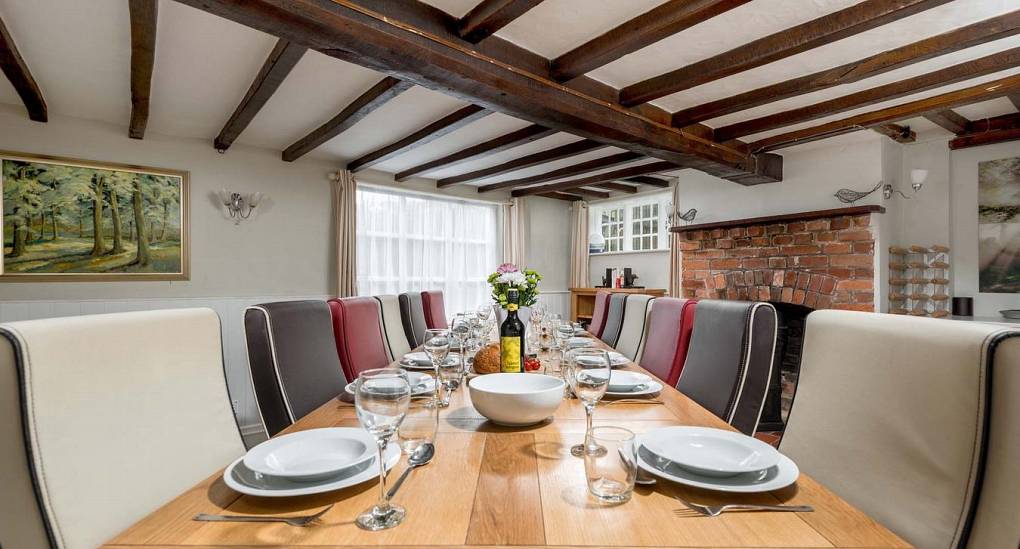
781, 310, 1020, 549
0, 309, 245, 549
376, 294, 412, 360
615, 294, 654, 360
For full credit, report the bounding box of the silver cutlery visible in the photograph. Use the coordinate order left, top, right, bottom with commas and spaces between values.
193, 504, 333, 527
385, 442, 435, 502
673, 495, 813, 517
601, 399, 664, 406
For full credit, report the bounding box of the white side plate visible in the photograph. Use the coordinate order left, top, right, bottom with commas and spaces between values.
639, 426, 781, 477
243, 427, 377, 481
636, 444, 798, 493
226, 443, 400, 497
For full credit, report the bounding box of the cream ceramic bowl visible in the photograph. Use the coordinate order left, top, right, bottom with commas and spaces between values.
468, 373, 565, 426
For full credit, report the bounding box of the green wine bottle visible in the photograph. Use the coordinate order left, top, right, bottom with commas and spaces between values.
500, 289, 525, 373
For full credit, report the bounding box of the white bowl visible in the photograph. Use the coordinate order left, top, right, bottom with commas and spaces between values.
468, 373, 564, 426
243, 427, 376, 482
640, 426, 781, 478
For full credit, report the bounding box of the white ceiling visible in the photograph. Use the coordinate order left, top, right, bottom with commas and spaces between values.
0, 0, 1017, 191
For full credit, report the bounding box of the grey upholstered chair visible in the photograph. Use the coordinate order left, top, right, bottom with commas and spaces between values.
244, 300, 347, 438
599, 293, 628, 347
376, 294, 411, 360
615, 294, 654, 361
677, 299, 777, 435
399, 292, 428, 347
781, 310, 1020, 549
0, 309, 245, 549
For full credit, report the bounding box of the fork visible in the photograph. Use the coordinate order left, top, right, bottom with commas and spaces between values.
673, 495, 812, 517
601, 399, 664, 406
193, 504, 334, 527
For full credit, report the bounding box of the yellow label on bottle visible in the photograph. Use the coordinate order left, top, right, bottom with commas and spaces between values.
500, 336, 522, 373
507, 303, 518, 312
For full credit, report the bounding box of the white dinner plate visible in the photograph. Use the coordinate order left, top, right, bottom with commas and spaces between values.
575, 351, 630, 368
243, 428, 377, 481
636, 444, 799, 493
605, 379, 663, 397
567, 337, 593, 348
639, 426, 781, 477
225, 443, 400, 497
345, 371, 434, 396
401, 353, 461, 370
607, 370, 651, 391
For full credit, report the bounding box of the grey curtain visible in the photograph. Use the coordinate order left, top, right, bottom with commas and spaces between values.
332, 169, 357, 297
570, 200, 589, 288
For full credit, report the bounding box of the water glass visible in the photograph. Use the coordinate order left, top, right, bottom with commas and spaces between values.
565, 348, 611, 457
354, 368, 411, 531
423, 329, 451, 402
397, 395, 438, 455
436, 352, 464, 407
585, 426, 637, 504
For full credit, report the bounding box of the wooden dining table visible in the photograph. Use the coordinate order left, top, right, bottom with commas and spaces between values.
103, 337, 910, 549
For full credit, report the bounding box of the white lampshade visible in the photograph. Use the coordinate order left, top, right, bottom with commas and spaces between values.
910, 169, 928, 185
589, 231, 605, 247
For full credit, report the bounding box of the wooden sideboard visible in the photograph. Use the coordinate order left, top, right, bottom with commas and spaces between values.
569, 287, 667, 323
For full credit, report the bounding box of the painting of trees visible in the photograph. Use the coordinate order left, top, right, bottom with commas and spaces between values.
2, 153, 188, 279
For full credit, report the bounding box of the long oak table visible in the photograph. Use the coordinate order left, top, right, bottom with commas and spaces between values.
103, 339, 910, 549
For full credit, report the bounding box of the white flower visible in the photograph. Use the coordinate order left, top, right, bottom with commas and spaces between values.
497, 271, 527, 286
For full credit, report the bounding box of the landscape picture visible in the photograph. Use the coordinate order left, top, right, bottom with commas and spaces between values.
1, 153, 189, 280
978, 156, 1020, 293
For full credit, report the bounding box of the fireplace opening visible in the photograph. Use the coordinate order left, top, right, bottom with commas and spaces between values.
758, 302, 812, 433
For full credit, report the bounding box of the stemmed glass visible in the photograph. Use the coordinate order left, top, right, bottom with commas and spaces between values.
354, 368, 412, 531
565, 348, 612, 458
423, 329, 451, 404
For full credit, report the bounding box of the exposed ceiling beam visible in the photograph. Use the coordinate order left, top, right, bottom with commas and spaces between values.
923, 109, 970, 134
538, 191, 584, 202
283, 76, 412, 162
749, 72, 1020, 152
128, 0, 158, 139
950, 112, 1020, 150
395, 124, 554, 181
477, 151, 643, 193
592, 182, 639, 193
714, 47, 1020, 141
966, 112, 1020, 133
175, 0, 779, 184
872, 124, 916, 143
1007, 93, 1020, 110
513, 161, 677, 197
623, 176, 670, 187
436, 138, 606, 187
0, 14, 46, 122
570, 187, 611, 199
550, 0, 750, 82
458, 0, 544, 43
672, 11, 1020, 127
215, 39, 306, 152
347, 105, 489, 172
619, 0, 951, 107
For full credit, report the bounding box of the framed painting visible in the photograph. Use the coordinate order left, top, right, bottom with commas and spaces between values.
1, 151, 189, 281
978, 156, 1020, 293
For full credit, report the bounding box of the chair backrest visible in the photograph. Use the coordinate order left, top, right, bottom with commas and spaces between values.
781, 310, 1020, 549
0, 309, 244, 549
375, 295, 411, 360
599, 293, 628, 347
588, 290, 611, 337
243, 300, 346, 437
421, 290, 449, 329
677, 299, 777, 435
398, 292, 428, 347
329, 297, 392, 379
638, 297, 694, 386
615, 294, 654, 360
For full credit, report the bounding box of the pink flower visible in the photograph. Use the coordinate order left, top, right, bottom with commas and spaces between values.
496, 263, 519, 274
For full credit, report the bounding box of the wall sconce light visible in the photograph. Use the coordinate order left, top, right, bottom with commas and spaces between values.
218, 189, 263, 224
883, 169, 927, 200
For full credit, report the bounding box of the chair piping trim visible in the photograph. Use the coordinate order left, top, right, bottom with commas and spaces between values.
241, 307, 273, 441
373, 296, 396, 362
248, 306, 296, 424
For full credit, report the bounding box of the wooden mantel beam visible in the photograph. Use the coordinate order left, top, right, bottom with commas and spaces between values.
458, 0, 544, 43
215, 39, 306, 152
619, 0, 951, 107
128, 0, 158, 139
347, 105, 490, 172
923, 109, 970, 134
0, 15, 46, 122
512, 161, 677, 197
173, 0, 779, 184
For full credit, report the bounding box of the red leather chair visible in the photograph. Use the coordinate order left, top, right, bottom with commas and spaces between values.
327, 297, 392, 381
588, 290, 611, 337
675, 299, 698, 383
421, 290, 448, 329
639, 298, 697, 387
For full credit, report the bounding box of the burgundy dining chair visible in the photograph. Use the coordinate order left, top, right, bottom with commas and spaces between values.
421, 290, 449, 329
587, 290, 611, 337
327, 297, 392, 381
637, 297, 697, 387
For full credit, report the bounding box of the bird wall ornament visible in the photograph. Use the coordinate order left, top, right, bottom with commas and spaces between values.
679, 208, 697, 223
833, 181, 883, 204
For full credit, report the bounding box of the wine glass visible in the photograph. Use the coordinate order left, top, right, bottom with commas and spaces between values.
476, 304, 492, 323
354, 368, 411, 531
565, 348, 611, 458
423, 329, 450, 404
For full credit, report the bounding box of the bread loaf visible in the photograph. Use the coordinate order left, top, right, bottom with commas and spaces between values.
474, 343, 501, 374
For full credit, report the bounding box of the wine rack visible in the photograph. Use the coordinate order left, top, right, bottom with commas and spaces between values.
888, 245, 950, 317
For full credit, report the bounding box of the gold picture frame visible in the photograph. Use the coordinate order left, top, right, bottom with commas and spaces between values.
1, 150, 190, 281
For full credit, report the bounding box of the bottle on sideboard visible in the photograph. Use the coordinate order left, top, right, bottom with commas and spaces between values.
500, 288, 525, 373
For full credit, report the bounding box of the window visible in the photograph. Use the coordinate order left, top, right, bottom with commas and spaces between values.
600, 207, 624, 252
356, 186, 498, 315
589, 192, 670, 254
632, 203, 659, 251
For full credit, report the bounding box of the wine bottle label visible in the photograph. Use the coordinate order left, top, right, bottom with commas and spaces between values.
507, 303, 518, 312
500, 336, 522, 373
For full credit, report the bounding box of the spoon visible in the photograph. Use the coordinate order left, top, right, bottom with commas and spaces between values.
384, 442, 435, 502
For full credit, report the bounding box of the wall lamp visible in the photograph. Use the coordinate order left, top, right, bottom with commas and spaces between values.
834, 169, 927, 204
218, 189, 264, 224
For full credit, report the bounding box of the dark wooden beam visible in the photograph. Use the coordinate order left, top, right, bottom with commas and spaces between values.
623, 176, 670, 187
923, 109, 969, 134
395, 124, 554, 181
215, 39, 306, 151
175, 0, 778, 184
458, 0, 544, 43
1009, 93, 1020, 110
619, 0, 950, 107
950, 112, 1020, 150
672, 11, 1020, 126
749, 72, 1020, 152
0, 14, 46, 122
513, 161, 678, 197
872, 124, 916, 143
128, 0, 158, 139
477, 151, 643, 193
714, 47, 1020, 141
347, 105, 489, 171
550, 0, 750, 81
569, 187, 611, 199
283, 76, 412, 162
592, 182, 639, 193
966, 112, 1020, 133
436, 138, 605, 187
538, 191, 584, 202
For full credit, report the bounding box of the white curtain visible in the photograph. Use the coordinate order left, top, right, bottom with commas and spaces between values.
569, 200, 589, 288
501, 197, 526, 266
332, 170, 357, 297
668, 178, 683, 297
356, 186, 499, 315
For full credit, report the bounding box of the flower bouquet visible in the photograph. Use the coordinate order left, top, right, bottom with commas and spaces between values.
487, 263, 541, 309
